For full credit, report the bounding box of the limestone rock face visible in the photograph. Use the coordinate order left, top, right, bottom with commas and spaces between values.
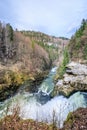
66, 62, 87, 76
53, 62, 87, 97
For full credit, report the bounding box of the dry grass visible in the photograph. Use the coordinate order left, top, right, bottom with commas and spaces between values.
0, 107, 59, 130
0, 104, 60, 130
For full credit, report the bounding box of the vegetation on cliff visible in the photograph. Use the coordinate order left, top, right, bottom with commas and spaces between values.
54, 47, 69, 81
54, 19, 87, 82
21, 30, 68, 63
68, 19, 87, 61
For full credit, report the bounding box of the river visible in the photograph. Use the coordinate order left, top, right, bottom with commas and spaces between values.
0, 67, 87, 128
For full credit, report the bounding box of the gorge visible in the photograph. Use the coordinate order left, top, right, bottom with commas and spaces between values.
0, 19, 87, 130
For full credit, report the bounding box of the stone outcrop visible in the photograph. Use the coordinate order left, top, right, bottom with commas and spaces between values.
52, 62, 87, 97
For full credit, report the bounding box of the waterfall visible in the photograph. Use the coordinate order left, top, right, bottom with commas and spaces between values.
0, 67, 87, 128
38, 67, 57, 94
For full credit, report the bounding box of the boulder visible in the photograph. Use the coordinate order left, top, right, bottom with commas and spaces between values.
66, 62, 87, 76
52, 62, 87, 97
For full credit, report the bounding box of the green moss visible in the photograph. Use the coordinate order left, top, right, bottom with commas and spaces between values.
65, 112, 75, 125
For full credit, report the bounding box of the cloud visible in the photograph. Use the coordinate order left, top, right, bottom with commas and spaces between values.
67, 22, 80, 34
0, 0, 87, 38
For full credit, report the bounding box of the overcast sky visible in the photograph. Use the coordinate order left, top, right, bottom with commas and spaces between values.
0, 0, 87, 38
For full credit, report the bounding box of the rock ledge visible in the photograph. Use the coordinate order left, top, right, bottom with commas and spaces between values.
53, 62, 87, 97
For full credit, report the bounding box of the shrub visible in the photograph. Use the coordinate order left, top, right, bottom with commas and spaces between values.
57, 48, 69, 79
4, 71, 28, 87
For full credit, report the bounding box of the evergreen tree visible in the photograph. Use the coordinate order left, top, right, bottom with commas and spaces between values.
6, 23, 13, 41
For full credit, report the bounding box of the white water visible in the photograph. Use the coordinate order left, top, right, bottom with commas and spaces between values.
38, 67, 57, 94
0, 67, 87, 128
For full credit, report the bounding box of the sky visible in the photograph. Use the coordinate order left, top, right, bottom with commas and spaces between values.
0, 0, 87, 38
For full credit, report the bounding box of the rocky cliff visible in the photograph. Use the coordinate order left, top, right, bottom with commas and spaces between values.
52, 62, 87, 97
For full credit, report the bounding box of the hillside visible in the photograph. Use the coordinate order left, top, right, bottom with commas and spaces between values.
21, 30, 68, 46
21, 30, 69, 63
68, 19, 87, 62
0, 23, 50, 72
0, 22, 69, 71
